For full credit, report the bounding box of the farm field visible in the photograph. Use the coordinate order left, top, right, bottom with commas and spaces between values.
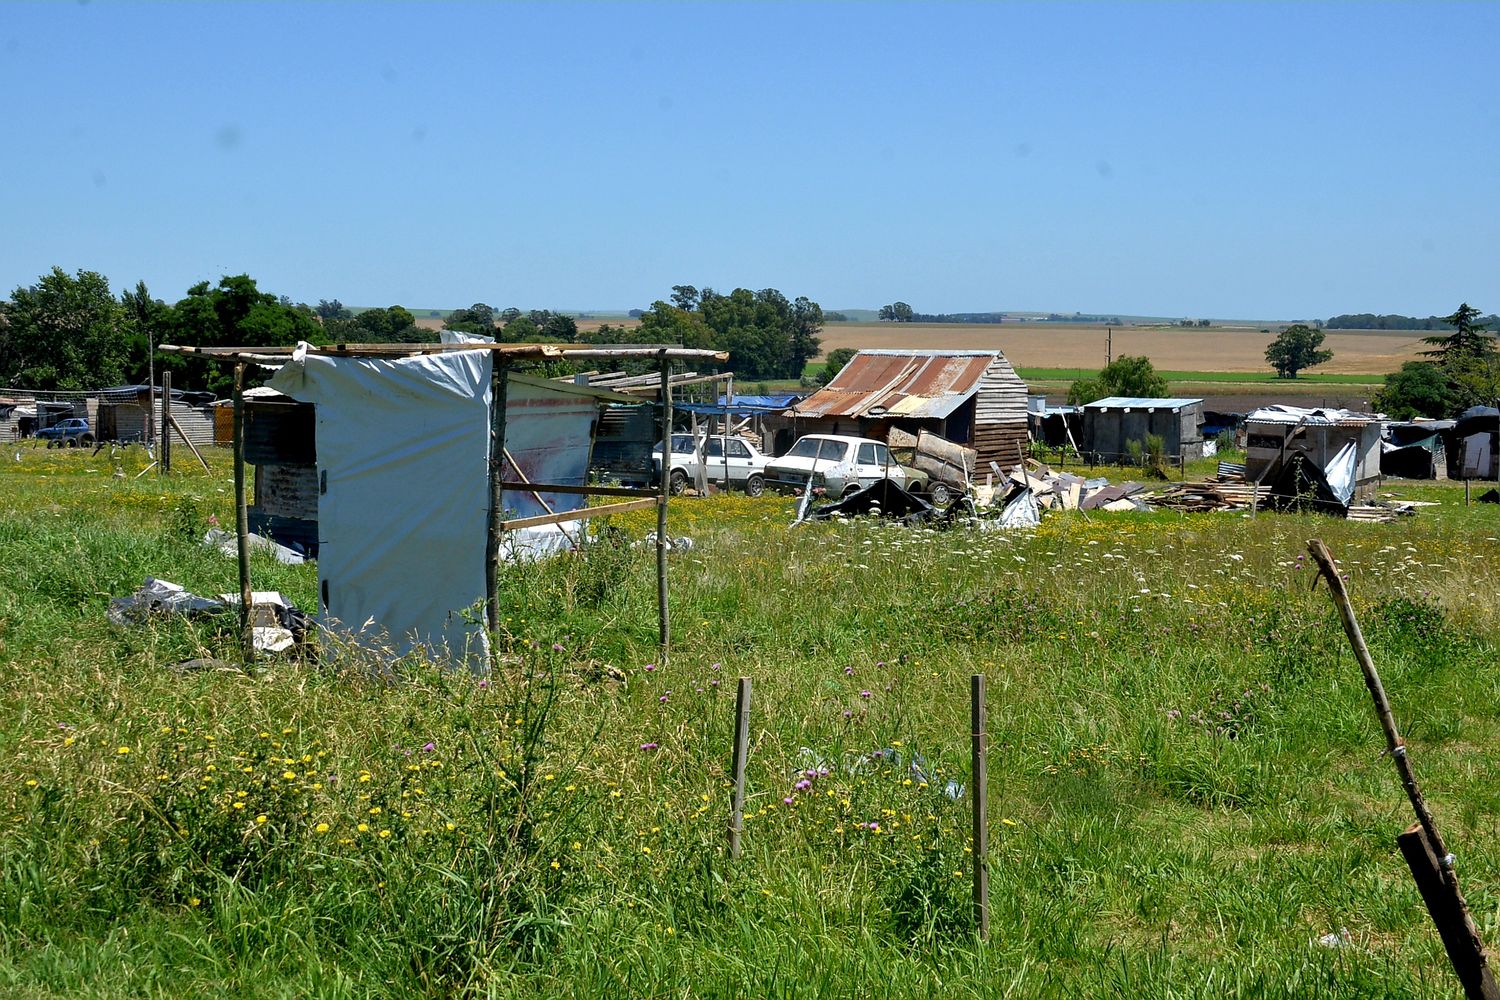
816, 324, 1426, 376
436, 316, 1421, 381
3, 445, 1497, 998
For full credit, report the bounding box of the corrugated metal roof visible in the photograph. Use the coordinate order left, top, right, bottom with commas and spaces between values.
791, 351, 999, 420
1083, 396, 1203, 410
1246, 404, 1381, 427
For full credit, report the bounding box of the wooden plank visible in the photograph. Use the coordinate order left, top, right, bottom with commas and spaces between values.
500, 497, 657, 531
729, 678, 752, 859
498, 481, 658, 498
1398, 823, 1500, 1000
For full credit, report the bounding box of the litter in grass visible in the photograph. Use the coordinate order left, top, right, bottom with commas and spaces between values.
203, 527, 305, 565
107, 577, 308, 654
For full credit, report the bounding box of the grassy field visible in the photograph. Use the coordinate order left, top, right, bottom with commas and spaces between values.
2, 444, 1498, 997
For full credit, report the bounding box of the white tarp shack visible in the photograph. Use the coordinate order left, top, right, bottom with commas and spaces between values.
163, 338, 726, 668
1244, 405, 1383, 497
267, 346, 645, 663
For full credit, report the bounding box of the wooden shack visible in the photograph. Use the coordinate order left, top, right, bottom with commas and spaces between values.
787, 349, 1029, 467
1244, 405, 1383, 496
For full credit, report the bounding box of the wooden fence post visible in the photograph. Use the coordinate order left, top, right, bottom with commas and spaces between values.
729, 677, 751, 859
1309, 539, 1498, 1000
971, 673, 990, 940
1399, 823, 1500, 1000
161, 371, 172, 475
232, 364, 254, 664
656, 352, 671, 659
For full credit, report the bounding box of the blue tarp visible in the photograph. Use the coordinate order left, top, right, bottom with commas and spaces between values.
676, 393, 803, 416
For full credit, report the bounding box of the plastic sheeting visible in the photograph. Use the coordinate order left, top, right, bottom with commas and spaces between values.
1323, 440, 1357, 506
271, 347, 494, 664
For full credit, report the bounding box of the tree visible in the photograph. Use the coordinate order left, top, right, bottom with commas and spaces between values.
818, 347, 857, 385
325, 305, 425, 344
1422, 303, 1496, 363
1066, 355, 1167, 405
166, 275, 323, 394
315, 298, 350, 320
120, 280, 171, 384
0, 267, 129, 390
446, 303, 496, 336
878, 302, 914, 322
670, 285, 700, 311
1265, 324, 1333, 378
1374, 362, 1456, 420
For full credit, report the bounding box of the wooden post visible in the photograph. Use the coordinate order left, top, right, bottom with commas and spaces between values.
656, 352, 671, 658
160, 371, 172, 475
1466, 478, 1471, 506
728, 677, 751, 859
1399, 823, 1500, 1000
231, 364, 254, 664
168, 413, 212, 473
971, 673, 990, 940
1308, 538, 1497, 999
723, 374, 732, 491
485, 360, 509, 646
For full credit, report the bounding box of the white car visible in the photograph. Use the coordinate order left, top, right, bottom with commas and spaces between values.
653, 433, 772, 496
763, 434, 935, 499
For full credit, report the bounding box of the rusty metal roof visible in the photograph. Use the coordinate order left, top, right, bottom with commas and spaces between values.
791, 350, 1000, 420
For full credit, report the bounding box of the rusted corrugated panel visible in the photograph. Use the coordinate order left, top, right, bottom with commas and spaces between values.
793, 352, 995, 419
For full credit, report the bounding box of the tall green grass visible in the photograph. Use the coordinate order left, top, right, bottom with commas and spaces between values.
0, 444, 1496, 997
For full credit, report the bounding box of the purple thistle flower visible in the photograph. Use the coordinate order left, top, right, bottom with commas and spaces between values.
710, 678, 720, 687
643, 663, 656, 673
795, 779, 811, 791
422, 742, 436, 752
844, 666, 854, 676
783, 796, 795, 805
842, 710, 852, 718
860, 690, 872, 699
640, 742, 659, 751
710, 662, 721, 671
552, 643, 565, 652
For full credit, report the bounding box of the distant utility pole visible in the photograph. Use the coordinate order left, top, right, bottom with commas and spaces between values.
1106, 326, 1113, 366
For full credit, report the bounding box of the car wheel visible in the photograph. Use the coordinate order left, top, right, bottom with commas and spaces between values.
80, 435, 94, 447
65, 438, 77, 448
842, 483, 862, 498
669, 469, 688, 496
929, 482, 954, 506
745, 473, 765, 498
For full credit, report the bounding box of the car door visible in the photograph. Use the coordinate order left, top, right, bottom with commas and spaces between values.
724, 438, 754, 482
854, 442, 884, 487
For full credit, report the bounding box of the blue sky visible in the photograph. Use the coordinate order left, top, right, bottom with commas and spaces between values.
3, 1, 1496, 319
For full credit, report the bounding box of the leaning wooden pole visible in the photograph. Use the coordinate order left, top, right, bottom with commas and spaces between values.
232, 364, 254, 665
485, 360, 510, 654
656, 351, 671, 659
1307, 539, 1497, 1000
728, 677, 751, 859
971, 673, 990, 941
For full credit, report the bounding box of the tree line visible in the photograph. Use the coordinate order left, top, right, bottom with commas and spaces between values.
1326, 311, 1500, 331
1, 267, 822, 396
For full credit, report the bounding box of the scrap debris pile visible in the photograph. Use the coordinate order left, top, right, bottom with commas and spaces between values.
1010, 459, 1421, 522
804, 458, 1425, 527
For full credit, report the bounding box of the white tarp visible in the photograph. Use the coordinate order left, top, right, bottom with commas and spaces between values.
1463, 432, 1493, 480
1323, 439, 1357, 506
270, 347, 493, 664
